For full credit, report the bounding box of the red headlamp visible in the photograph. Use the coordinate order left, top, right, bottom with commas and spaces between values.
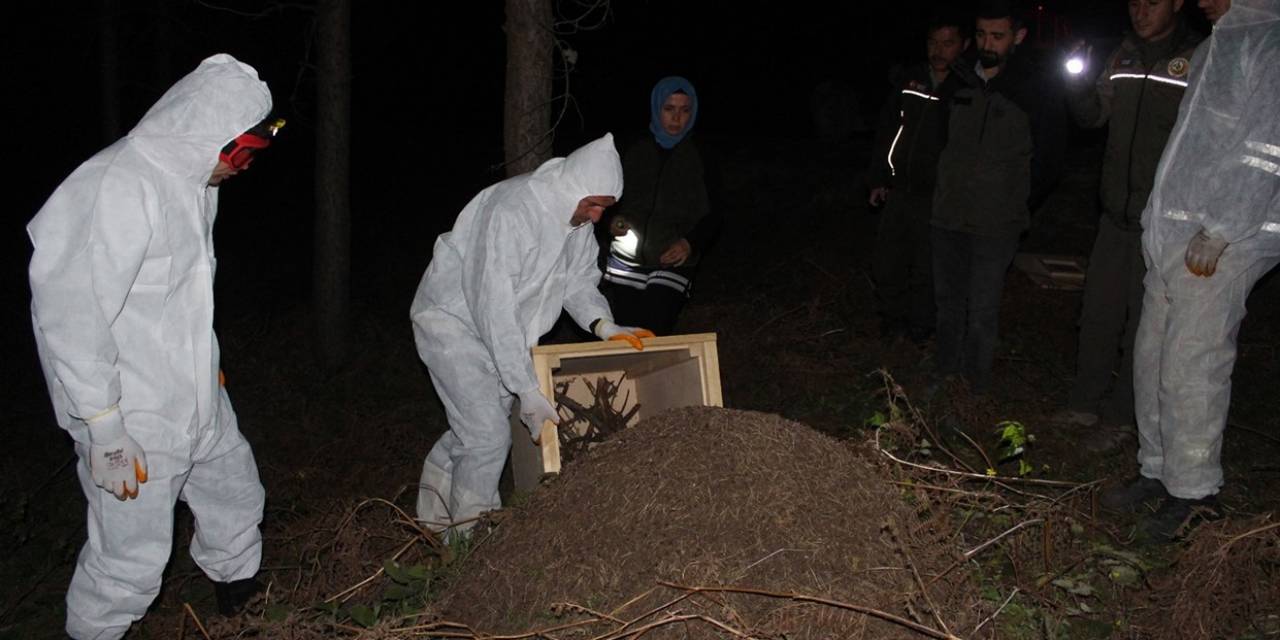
219, 118, 285, 170
219, 133, 270, 170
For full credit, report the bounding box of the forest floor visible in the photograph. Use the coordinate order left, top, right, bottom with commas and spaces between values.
2, 132, 1277, 639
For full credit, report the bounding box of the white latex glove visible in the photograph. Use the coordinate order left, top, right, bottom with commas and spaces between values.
85, 407, 148, 500
1185, 229, 1229, 277
592, 319, 655, 350
516, 389, 559, 443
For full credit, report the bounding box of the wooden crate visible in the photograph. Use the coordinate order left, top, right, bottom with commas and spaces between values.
509, 333, 722, 491
1013, 253, 1088, 291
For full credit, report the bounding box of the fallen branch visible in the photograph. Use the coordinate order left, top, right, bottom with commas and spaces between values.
553, 601, 624, 625
323, 536, 418, 604
888, 480, 1004, 501
657, 581, 965, 640
925, 519, 1046, 589
972, 587, 1019, 634
905, 545, 954, 637
182, 602, 212, 640
873, 370, 1081, 494
1214, 520, 1280, 555
876, 424, 1081, 489
963, 519, 1045, 560
590, 591, 697, 640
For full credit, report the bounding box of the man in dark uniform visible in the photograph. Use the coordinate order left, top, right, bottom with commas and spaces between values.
867, 11, 970, 344
930, 0, 1067, 393
1057, 0, 1202, 453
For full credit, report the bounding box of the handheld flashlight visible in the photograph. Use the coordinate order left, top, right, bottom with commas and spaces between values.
1065, 57, 1086, 75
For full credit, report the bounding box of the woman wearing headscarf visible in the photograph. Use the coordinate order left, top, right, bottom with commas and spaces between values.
601, 76, 723, 335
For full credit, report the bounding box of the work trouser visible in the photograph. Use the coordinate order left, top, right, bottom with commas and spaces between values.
931, 227, 1021, 392
601, 281, 688, 337
873, 190, 935, 333
601, 253, 694, 337
1134, 230, 1280, 500
66, 388, 264, 640
416, 334, 513, 538
1068, 216, 1145, 424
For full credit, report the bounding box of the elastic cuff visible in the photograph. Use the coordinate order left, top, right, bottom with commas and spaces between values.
84, 405, 119, 422
592, 318, 615, 339
84, 406, 126, 443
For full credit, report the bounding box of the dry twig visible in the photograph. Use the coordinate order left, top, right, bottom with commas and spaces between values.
657, 581, 965, 640
182, 602, 212, 640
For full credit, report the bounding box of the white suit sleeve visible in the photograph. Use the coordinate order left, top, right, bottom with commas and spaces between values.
28, 171, 152, 422
1202, 36, 1280, 243
459, 204, 541, 395
562, 232, 613, 332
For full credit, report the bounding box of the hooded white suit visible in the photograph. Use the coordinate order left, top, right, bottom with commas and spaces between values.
28, 54, 270, 639
411, 134, 623, 533
1135, 0, 1280, 500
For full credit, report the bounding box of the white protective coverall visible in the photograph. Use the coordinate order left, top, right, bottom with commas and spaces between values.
411, 134, 623, 533
28, 54, 269, 640
1135, 0, 1280, 500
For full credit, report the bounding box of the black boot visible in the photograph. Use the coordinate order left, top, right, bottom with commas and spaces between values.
1100, 476, 1168, 511
1141, 496, 1219, 542
215, 577, 263, 616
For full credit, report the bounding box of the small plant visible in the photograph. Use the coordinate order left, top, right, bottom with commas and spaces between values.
993, 420, 1035, 476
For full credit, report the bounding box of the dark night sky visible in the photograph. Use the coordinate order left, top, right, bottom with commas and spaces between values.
5, 0, 1206, 327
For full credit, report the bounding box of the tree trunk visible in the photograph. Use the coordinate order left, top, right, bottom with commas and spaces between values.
98, 0, 121, 143
313, 0, 352, 372
503, 0, 554, 177
149, 0, 174, 97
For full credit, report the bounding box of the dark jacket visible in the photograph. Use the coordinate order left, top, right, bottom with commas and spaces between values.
608, 133, 722, 267
1068, 21, 1203, 231
932, 53, 1068, 236
868, 63, 965, 195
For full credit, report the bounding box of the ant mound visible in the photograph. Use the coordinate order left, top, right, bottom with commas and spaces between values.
442, 406, 976, 638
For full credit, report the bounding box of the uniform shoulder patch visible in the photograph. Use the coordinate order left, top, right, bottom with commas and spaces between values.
1168, 57, 1189, 78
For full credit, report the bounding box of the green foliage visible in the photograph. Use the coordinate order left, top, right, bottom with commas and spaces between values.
863, 410, 888, 429
994, 420, 1036, 476
1050, 576, 1097, 597
264, 603, 292, 622
346, 603, 379, 628
995, 599, 1042, 640
306, 556, 445, 630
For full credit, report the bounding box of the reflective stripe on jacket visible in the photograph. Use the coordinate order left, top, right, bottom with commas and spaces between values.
1069, 22, 1203, 230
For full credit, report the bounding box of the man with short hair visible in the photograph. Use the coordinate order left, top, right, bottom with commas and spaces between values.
1057, 0, 1202, 452
411, 134, 652, 539
1103, 0, 1280, 541
867, 12, 970, 345
930, 0, 1067, 392
28, 54, 278, 639
1197, 0, 1232, 22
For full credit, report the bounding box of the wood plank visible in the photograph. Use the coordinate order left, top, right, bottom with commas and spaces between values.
510, 333, 723, 492
529, 332, 717, 357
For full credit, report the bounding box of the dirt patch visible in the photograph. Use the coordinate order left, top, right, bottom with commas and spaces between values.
442, 406, 980, 638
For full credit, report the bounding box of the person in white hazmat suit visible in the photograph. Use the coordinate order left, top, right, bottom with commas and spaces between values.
411, 133, 653, 537
27, 54, 276, 639
1100, 0, 1280, 541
